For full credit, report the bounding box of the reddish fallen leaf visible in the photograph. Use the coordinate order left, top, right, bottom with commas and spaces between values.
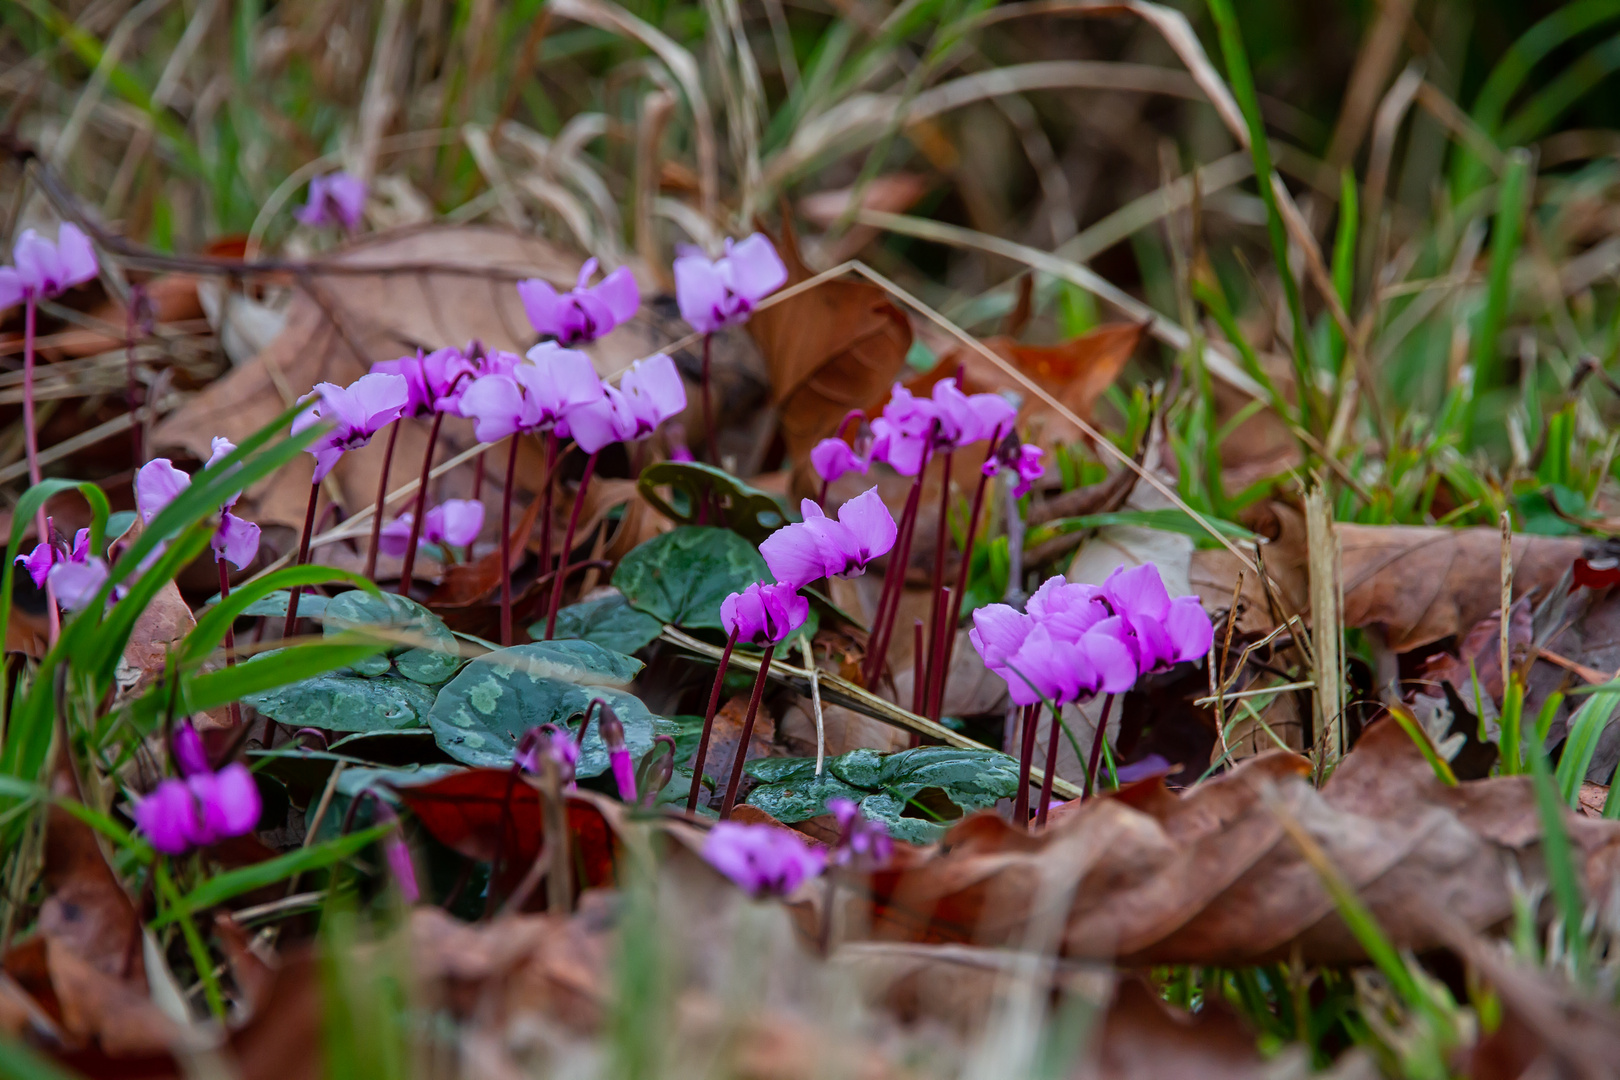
1572, 556, 1620, 590
392, 770, 620, 897
1417, 597, 1533, 702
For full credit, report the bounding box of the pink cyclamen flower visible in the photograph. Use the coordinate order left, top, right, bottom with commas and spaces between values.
460, 342, 603, 443
827, 799, 893, 868
674, 234, 788, 334
291, 373, 411, 482
0, 224, 98, 309
374, 803, 420, 904
518, 258, 641, 346
1101, 564, 1214, 673
372, 347, 479, 418
760, 488, 896, 589
516, 723, 581, 784
295, 171, 367, 230
932, 378, 1017, 449
132, 747, 261, 856
135, 445, 262, 570
17, 527, 110, 612
590, 701, 638, 803
703, 821, 826, 897
378, 499, 485, 558
870, 381, 1017, 476
563, 353, 686, 453
984, 437, 1045, 499
811, 437, 868, 485
970, 577, 1138, 706
172, 722, 209, 776
720, 581, 809, 646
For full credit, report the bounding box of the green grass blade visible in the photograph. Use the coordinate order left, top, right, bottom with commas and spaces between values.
0, 478, 109, 670
1554, 688, 1620, 806
1388, 704, 1459, 786
1464, 148, 1533, 447
1527, 736, 1589, 978
1327, 167, 1358, 373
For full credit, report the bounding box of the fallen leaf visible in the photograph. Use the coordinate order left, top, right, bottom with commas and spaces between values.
835, 717, 1620, 965
115, 579, 196, 701
747, 221, 911, 466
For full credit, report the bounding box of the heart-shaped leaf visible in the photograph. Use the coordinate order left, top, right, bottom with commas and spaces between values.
323, 590, 462, 684
246, 672, 439, 734
858, 792, 947, 845
744, 771, 867, 823
612, 526, 770, 630
540, 591, 662, 655
876, 746, 1022, 812
427, 641, 661, 774
637, 461, 794, 544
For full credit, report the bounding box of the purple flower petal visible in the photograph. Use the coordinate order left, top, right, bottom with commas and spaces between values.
54, 224, 98, 289
192, 762, 261, 839
620, 353, 686, 432
673, 255, 728, 334
1104, 564, 1172, 623
720, 581, 808, 645
835, 487, 897, 567
172, 723, 210, 777
703, 821, 825, 897
1165, 596, 1214, 663
17, 541, 56, 590
810, 438, 865, 484
347, 372, 411, 431
427, 499, 484, 548
0, 267, 24, 311
724, 233, 789, 303
133, 779, 201, 855
214, 512, 261, 569
460, 373, 529, 442
135, 458, 191, 524
566, 385, 639, 453
377, 513, 415, 559
592, 265, 642, 324
12, 230, 56, 296
49, 558, 109, 611
969, 604, 1030, 669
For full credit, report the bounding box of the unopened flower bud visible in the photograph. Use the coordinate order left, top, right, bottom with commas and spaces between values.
636, 735, 677, 807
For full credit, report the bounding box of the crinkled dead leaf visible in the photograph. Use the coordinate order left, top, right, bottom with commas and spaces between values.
835, 718, 1620, 965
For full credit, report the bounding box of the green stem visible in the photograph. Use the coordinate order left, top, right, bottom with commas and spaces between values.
153, 861, 226, 1022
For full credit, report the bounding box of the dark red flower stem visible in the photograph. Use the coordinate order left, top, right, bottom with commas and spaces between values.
499, 433, 522, 647
218, 556, 242, 731
911, 618, 927, 716
925, 585, 952, 723
687, 628, 739, 813
1013, 703, 1038, 826
719, 643, 775, 820
538, 433, 557, 609
1036, 701, 1064, 826
702, 333, 718, 465
363, 421, 400, 581
544, 450, 598, 640
1083, 693, 1117, 799
862, 442, 931, 687
930, 431, 1003, 718
398, 409, 446, 597
23, 298, 58, 643
282, 480, 321, 637
921, 448, 954, 711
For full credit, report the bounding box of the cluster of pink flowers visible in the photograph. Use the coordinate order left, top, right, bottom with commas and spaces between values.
0, 224, 98, 309
970, 564, 1213, 709
809, 378, 1045, 493
132, 723, 261, 855
16, 526, 108, 611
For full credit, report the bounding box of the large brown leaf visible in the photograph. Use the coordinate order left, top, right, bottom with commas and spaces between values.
747, 223, 911, 465
836, 717, 1620, 965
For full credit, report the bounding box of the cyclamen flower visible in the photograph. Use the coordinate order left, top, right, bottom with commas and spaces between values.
460, 342, 603, 443
827, 799, 893, 869
16, 527, 110, 611
0, 224, 98, 309
135, 447, 262, 571
870, 380, 1017, 476
372, 347, 479, 418
516, 723, 580, 785
378, 499, 485, 558
984, 435, 1045, 499
811, 437, 869, 485
295, 171, 367, 230
760, 488, 896, 589
519, 258, 641, 346
590, 701, 638, 803
721, 581, 808, 646
292, 373, 411, 482
674, 234, 788, 334
1102, 564, 1214, 673
970, 576, 1138, 707
703, 821, 825, 897
563, 353, 686, 453
131, 723, 261, 855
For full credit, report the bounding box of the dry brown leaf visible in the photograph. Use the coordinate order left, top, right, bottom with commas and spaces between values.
151, 226, 658, 534
116, 579, 195, 699
837, 717, 1620, 965
747, 222, 911, 465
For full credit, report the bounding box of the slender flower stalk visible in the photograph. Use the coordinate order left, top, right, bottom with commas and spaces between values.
719, 643, 775, 821
499, 434, 522, 645
920, 446, 954, 709
912, 618, 926, 718
363, 421, 401, 580
544, 450, 598, 639
1082, 694, 1116, 801
925, 585, 953, 723
537, 433, 557, 624
283, 479, 321, 637
1013, 703, 1039, 823
397, 408, 446, 597
930, 430, 1006, 718
862, 460, 927, 686
702, 333, 717, 465
687, 627, 739, 814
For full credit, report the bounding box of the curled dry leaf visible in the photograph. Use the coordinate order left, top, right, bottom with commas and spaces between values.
835, 718, 1620, 965
747, 221, 911, 467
